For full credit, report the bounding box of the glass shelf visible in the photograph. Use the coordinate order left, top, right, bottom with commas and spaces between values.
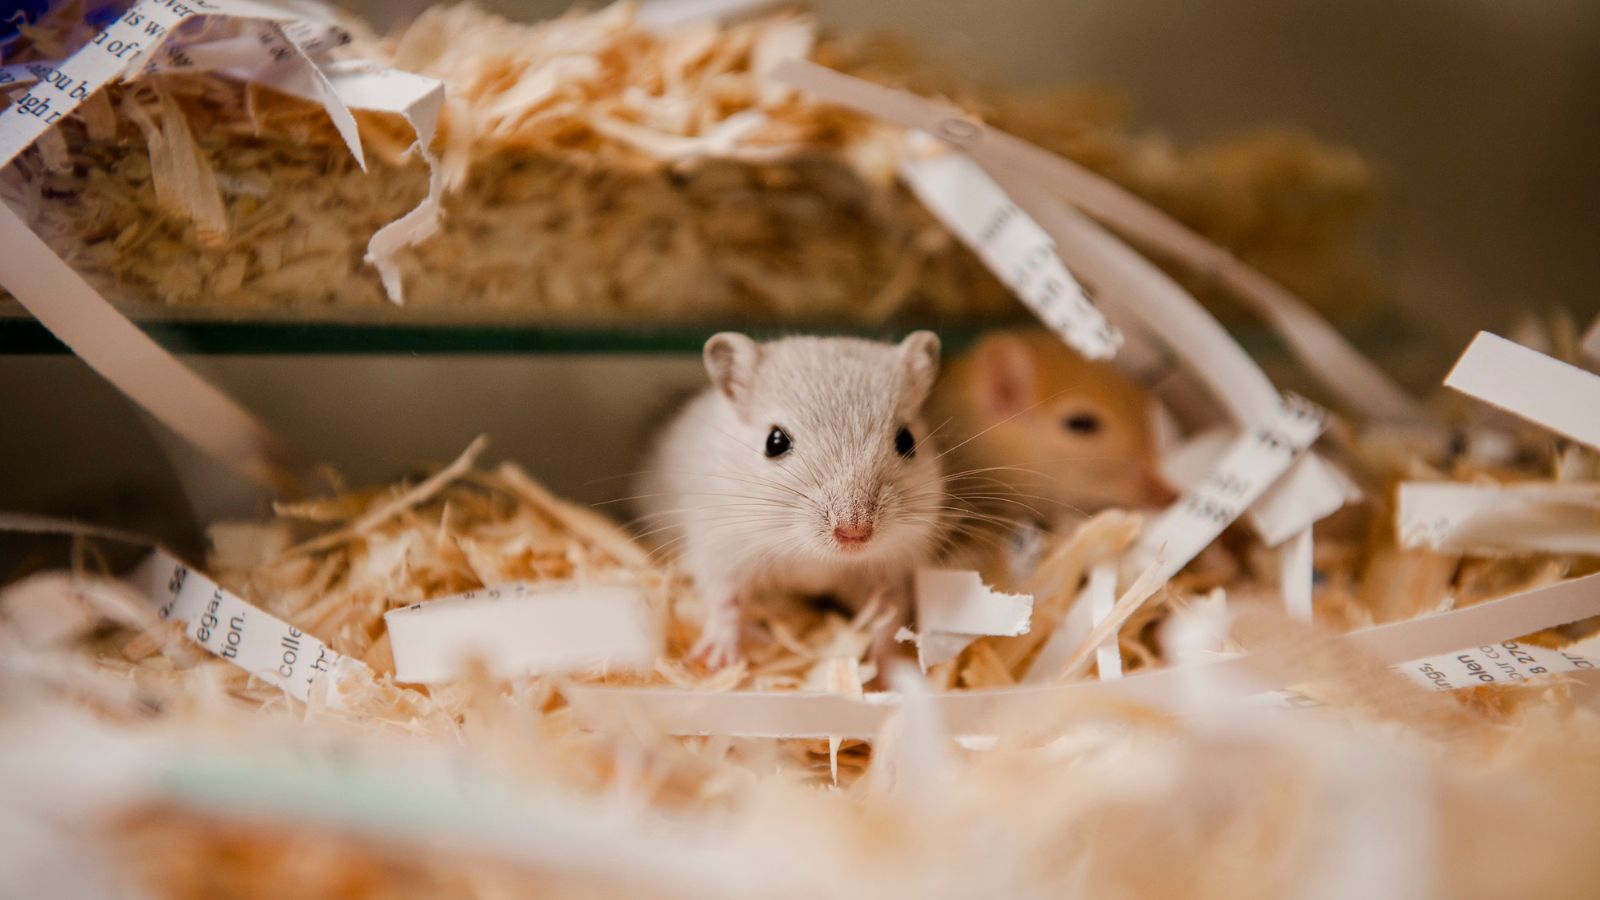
0, 301, 1416, 359
0, 315, 1011, 355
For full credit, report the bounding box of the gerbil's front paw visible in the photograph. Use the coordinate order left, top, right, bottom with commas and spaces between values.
691, 615, 742, 670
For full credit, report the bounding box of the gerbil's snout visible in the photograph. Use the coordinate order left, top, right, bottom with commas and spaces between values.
832, 520, 875, 550
824, 483, 882, 553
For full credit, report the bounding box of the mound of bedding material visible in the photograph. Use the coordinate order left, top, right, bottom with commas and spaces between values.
1, 3, 1380, 325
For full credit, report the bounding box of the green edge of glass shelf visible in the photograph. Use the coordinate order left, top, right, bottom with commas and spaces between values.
0, 317, 1005, 355
0, 313, 1413, 357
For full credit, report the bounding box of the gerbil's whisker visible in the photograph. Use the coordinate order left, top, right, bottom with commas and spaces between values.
932, 384, 1089, 461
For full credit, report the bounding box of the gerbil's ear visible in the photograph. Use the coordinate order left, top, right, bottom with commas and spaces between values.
975, 333, 1036, 418
896, 330, 941, 414
704, 332, 761, 418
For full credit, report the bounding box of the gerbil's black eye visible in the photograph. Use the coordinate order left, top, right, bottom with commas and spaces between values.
765, 426, 792, 458
1063, 413, 1102, 435
894, 426, 916, 458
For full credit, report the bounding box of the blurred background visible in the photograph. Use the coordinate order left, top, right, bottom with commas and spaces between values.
3, 0, 1598, 552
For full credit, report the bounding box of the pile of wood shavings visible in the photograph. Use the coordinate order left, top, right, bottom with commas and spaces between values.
2, 3, 1379, 323
7, 390, 1600, 896
39, 392, 1600, 711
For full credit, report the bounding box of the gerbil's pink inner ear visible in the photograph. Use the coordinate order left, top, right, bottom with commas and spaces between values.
978, 334, 1036, 418
896, 330, 942, 416
704, 332, 761, 419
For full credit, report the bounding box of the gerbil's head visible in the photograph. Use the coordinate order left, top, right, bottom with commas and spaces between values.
933, 330, 1174, 517
702, 331, 947, 565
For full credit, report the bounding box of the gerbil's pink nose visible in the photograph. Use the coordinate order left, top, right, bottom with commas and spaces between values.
833, 521, 875, 548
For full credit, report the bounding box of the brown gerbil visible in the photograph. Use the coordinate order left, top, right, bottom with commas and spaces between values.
929, 329, 1174, 537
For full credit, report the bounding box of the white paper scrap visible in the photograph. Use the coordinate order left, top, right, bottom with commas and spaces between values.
129, 549, 363, 701
635, 0, 787, 30
1130, 395, 1328, 585
1399, 640, 1595, 691
899, 139, 1121, 360
1021, 562, 1112, 685
1277, 528, 1315, 622
1445, 331, 1600, 450
384, 581, 659, 683
1248, 453, 1360, 548
0, 0, 315, 169
331, 62, 444, 304
1160, 429, 1359, 547
1159, 426, 1235, 491
134, 19, 352, 76
217, 54, 446, 303
1395, 481, 1600, 557
567, 569, 1600, 738
895, 627, 977, 672
913, 569, 1033, 637
0, 60, 60, 90
1088, 562, 1122, 679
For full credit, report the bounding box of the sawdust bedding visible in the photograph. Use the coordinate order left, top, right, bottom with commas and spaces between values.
2, 2, 1378, 325
7, 345, 1600, 897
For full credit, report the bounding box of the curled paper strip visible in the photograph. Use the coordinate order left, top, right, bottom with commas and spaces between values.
1445, 331, 1600, 451
129, 548, 365, 702
769, 57, 1423, 423
1129, 395, 1328, 586
135, 18, 352, 78
566, 569, 1600, 738
384, 581, 660, 683
1162, 427, 1361, 547
242, 57, 446, 303
0, 203, 304, 489
1013, 194, 1280, 423
1395, 481, 1600, 557
0, 0, 316, 167
899, 138, 1121, 360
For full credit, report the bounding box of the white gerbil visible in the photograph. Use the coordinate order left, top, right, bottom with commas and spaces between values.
636, 331, 949, 668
